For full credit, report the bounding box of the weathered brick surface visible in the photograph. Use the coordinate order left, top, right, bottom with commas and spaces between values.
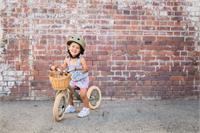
0, 0, 199, 100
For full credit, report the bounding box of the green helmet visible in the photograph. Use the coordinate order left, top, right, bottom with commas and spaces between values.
67, 35, 86, 52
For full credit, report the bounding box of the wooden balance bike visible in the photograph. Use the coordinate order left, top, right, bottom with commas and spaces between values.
49, 70, 102, 121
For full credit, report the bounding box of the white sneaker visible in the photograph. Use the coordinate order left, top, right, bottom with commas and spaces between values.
65, 105, 76, 113
78, 107, 90, 118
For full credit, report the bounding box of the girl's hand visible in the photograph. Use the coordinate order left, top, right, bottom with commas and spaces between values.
50, 65, 62, 72
50, 65, 57, 71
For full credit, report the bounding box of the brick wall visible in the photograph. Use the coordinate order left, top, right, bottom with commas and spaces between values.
0, 0, 199, 100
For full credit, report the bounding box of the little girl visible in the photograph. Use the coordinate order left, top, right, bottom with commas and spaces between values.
51, 35, 90, 118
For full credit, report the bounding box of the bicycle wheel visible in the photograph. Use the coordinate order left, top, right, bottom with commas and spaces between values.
87, 86, 102, 109
53, 92, 67, 121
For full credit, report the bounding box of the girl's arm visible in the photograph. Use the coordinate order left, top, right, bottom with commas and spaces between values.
50, 58, 68, 71
80, 57, 88, 73
60, 58, 68, 69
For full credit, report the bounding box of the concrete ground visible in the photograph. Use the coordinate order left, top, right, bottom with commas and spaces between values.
0, 99, 199, 133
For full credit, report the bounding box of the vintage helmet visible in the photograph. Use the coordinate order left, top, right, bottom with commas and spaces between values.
67, 35, 86, 52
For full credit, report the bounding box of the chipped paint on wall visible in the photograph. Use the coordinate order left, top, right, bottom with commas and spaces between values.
0, 64, 26, 96
0, 0, 26, 96
0, 0, 5, 10
185, 0, 200, 51
0, 0, 199, 99
114, 0, 199, 51
0, 0, 5, 56
0, 0, 4, 42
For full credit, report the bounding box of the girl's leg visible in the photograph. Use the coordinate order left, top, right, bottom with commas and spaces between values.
79, 89, 89, 108
65, 86, 76, 113
68, 86, 74, 106
77, 88, 90, 117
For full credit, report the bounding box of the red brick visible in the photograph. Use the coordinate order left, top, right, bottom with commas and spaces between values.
1, 0, 199, 100
170, 76, 184, 81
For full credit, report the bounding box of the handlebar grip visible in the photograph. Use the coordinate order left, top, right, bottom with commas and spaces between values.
55, 67, 61, 72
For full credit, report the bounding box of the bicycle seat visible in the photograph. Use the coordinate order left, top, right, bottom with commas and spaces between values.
74, 87, 80, 90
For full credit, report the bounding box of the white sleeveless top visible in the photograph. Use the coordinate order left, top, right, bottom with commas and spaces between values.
66, 57, 89, 89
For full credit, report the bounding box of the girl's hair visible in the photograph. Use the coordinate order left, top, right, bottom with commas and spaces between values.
67, 43, 84, 58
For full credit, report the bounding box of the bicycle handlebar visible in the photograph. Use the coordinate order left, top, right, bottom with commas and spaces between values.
49, 66, 83, 75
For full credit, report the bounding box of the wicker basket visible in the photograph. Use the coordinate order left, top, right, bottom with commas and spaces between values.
49, 71, 71, 90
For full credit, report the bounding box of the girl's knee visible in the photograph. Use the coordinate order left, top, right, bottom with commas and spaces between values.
79, 89, 87, 98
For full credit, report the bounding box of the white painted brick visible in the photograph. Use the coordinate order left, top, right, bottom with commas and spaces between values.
2, 71, 16, 76
160, 11, 168, 17
8, 81, 15, 86
3, 76, 15, 81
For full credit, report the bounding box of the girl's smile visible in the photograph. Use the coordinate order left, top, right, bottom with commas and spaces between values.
68, 42, 81, 57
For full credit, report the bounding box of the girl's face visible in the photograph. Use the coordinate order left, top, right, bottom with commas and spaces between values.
68, 42, 81, 57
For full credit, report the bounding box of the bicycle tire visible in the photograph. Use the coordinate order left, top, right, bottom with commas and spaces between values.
87, 86, 102, 109
53, 92, 67, 121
